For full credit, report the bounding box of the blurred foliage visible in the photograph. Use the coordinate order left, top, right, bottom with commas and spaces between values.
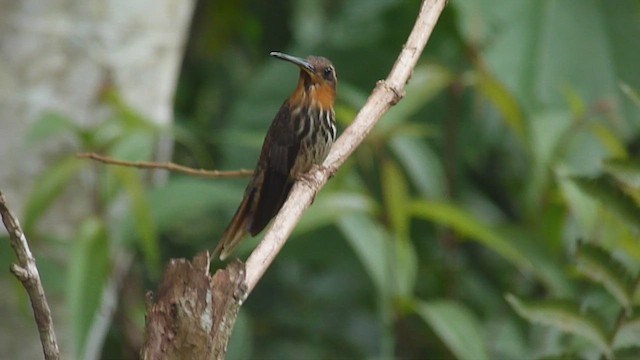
7, 0, 640, 359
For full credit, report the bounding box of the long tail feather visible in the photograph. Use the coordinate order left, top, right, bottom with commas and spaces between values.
213, 193, 252, 260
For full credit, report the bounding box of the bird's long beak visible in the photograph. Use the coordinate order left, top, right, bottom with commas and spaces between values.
270, 52, 314, 74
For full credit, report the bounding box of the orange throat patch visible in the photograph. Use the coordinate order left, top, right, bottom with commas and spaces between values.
311, 83, 335, 110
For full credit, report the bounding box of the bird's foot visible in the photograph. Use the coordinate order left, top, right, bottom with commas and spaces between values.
296, 164, 336, 204
317, 164, 338, 179
296, 164, 337, 186
296, 171, 318, 189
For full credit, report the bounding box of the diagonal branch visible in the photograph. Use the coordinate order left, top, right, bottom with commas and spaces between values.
244, 0, 447, 294
78, 152, 253, 178
0, 191, 60, 360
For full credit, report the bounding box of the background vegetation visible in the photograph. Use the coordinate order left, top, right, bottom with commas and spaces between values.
3, 0, 640, 359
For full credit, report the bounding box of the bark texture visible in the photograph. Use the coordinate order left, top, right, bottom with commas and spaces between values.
141, 252, 247, 360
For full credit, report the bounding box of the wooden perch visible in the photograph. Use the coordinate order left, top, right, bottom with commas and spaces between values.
141, 252, 246, 360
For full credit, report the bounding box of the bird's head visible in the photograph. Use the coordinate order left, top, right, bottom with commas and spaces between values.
271, 51, 337, 110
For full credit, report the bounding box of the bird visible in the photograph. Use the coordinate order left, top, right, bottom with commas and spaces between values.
213, 51, 338, 260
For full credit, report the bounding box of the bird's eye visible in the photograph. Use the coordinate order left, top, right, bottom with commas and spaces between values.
323, 67, 334, 80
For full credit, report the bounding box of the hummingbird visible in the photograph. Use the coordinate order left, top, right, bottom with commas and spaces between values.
213, 52, 338, 260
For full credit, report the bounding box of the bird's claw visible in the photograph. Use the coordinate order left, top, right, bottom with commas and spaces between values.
318, 164, 338, 178
296, 164, 337, 186
296, 171, 317, 188
296, 164, 337, 204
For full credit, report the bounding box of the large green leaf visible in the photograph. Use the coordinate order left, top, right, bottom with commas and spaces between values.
68, 218, 110, 358
411, 200, 533, 272
149, 177, 244, 233
392, 231, 418, 299
296, 191, 376, 234
337, 213, 390, 296
474, 0, 640, 126
575, 242, 634, 312
112, 168, 159, 276
415, 300, 489, 360
389, 134, 445, 199
506, 294, 611, 357
476, 71, 527, 144
23, 156, 84, 232
381, 159, 409, 240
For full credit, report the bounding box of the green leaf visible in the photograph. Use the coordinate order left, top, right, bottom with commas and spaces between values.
476, 71, 527, 143
557, 171, 599, 235
379, 159, 418, 297
620, 82, 640, 108
588, 123, 627, 159
613, 315, 640, 349
113, 168, 160, 276
415, 300, 488, 360
297, 191, 376, 234
337, 213, 390, 296
68, 218, 109, 358
571, 175, 640, 231
381, 159, 409, 240
562, 85, 587, 119
26, 112, 78, 145
500, 226, 574, 297
526, 111, 574, 207
149, 177, 244, 233
23, 157, 84, 232
575, 242, 634, 312
604, 159, 640, 189
389, 134, 445, 198
506, 294, 611, 357
108, 131, 154, 162
535, 353, 586, 360
103, 89, 158, 131
91, 117, 126, 149
392, 231, 418, 299
410, 200, 533, 272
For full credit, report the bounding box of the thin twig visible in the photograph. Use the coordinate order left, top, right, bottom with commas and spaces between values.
244, 0, 447, 294
78, 152, 254, 178
0, 191, 60, 360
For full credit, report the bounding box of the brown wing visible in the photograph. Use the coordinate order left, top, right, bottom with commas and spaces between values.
248, 101, 300, 235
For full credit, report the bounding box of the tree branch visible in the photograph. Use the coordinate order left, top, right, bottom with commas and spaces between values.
245, 0, 446, 294
78, 152, 253, 178
0, 191, 60, 360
